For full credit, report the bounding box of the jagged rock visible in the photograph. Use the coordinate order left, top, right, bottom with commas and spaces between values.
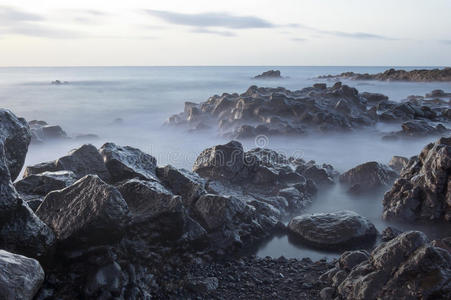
117, 179, 206, 242
186, 276, 219, 293
0, 109, 32, 181
254, 70, 282, 79
383, 137, 451, 222
388, 156, 409, 173
84, 261, 124, 297
99, 143, 157, 183
361, 92, 388, 103
14, 171, 76, 196
288, 210, 378, 249
381, 226, 402, 242
156, 165, 207, 206
0, 143, 55, 258
23, 144, 111, 182
0, 250, 45, 300
383, 120, 450, 140
339, 161, 398, 193
321, 231, 451, 300
319, 67, 451, 82
36, 175, 129, 248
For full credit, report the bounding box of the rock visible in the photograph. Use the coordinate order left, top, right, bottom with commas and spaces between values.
319, 67, 451, 82
0, 250, 45, 300
381, 226, 402, 242
383, 137, 451, 222
193, 141, 245, 182
320, 287, 335, 299
0, 109, 32, 181
14, 171, 77, 196
339, 161, 398, 193
361, 92, 388, 103
193, 194, 247, 231
99, 142, 157, 183
384, 120, 450, 139
322, 231, 451, 300
36, 175, 129, 248
288, 210, 378, 249
254, 70, 282, 79
23, 144, 111, 182
85, 262, 124, 297
338, 250, 370, 271
156, 165, 207, 206
186, 276, 219, 293
51, 80, 69, 85
302, 165, 334, 186
388, 156, 409, 173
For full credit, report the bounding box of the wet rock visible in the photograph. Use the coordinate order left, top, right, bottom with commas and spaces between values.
24, 144, 111, 182
288, 210, 378, 249
156, 165, 207, 206
99, 142, 157, 183
321, 231, 451, 300
254, 70, 282, 79
0, 250, 45, 300
384, 120, 450, 139
388, 156, 409, 173
36, 175, 129, 248
186, 276, 219, 293
381, 226, 402, 242
319, 67, 451, 82
361, 92, 388, 103
383, 137, 451, 222
0, 109, 32, 181
339, 161, 398, 193
14, 170, 77, 196
85, 261, 124, 297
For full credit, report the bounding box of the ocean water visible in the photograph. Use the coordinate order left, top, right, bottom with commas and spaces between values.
1, 66, 450, 260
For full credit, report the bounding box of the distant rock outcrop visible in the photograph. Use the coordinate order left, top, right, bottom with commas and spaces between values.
254, 70, 282, 79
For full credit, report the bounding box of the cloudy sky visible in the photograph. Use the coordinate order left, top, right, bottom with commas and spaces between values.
0, 0, 450, 66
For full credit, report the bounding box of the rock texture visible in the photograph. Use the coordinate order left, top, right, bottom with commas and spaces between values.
288, 210, 378, 249
320, 231, 451, 300
319, 67, 451, 82
383, 137, 451, 222
388, 156, 409, 173
254, 70, 282, 79
36, 175, 129, 248
339, 161, 398, 193
23, 144, 111, 182
0, 109, 32, 181
0, 250, 45, 300
14, 170, 76, 196
99, 142, 158, 183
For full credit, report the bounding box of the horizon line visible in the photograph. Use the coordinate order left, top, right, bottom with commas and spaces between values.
0, 65, 449, 68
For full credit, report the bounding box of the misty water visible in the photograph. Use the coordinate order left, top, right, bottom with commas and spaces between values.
1, 66, 450, 261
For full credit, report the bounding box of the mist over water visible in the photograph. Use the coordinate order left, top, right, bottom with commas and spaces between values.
1, 66, 450, 260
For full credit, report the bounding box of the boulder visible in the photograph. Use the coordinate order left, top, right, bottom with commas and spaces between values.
0, 109, 32, 181
23, 144, 111, 182
339, 161, 398, 193
0, 250, 45, 300
388, 156, 409, 173
193, 194, 247, 232
383, 137, 451, 222
254, 70, 282, 79
288, 210, 378, 249
321, 231, 451, 300
99, 142, 157, 183
36, 175, 129, 248
14, 170, 77, 196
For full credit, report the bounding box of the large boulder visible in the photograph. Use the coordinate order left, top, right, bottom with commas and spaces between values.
288, 210, 378, 249
23, 144, 111, 182
0, 250, 45, 300
339, 161, 398, 193
36, 175, 129, 248
99, 142, 157, 183
383, 137, 451, 222
388, 156, 409, 173
0, 109, 32, 181
320, 231, 451, 300
14, 170, 76, 196
0, 142, 55, 258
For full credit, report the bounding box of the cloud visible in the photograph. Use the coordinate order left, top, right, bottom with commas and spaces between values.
191, 28, 236, 37
325, 30, 395, 40
292, 38, 307, 42
144, 9, 275, 29
0, 5, 44, 23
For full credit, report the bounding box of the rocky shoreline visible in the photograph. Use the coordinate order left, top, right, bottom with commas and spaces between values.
0, 103, 450, 299
318, 67, 451, 82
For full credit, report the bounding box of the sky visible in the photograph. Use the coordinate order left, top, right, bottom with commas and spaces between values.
0, 0, 450, 66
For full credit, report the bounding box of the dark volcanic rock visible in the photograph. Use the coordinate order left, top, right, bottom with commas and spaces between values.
0, 250, 45, 300
23, 144, 111, 182
319, 67, 451, 82
14, 170, 76, 196
339, 161, 398, 193
383, 137, 451, 222
0, 109, 32, 181
288, 210, 377, 249
254, 70, 282, 79
320, 231, 451, 300
99, 142, 157, 183
166, 83, 378, 138
36, 175, 129, 248
383, 120, 450, 140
